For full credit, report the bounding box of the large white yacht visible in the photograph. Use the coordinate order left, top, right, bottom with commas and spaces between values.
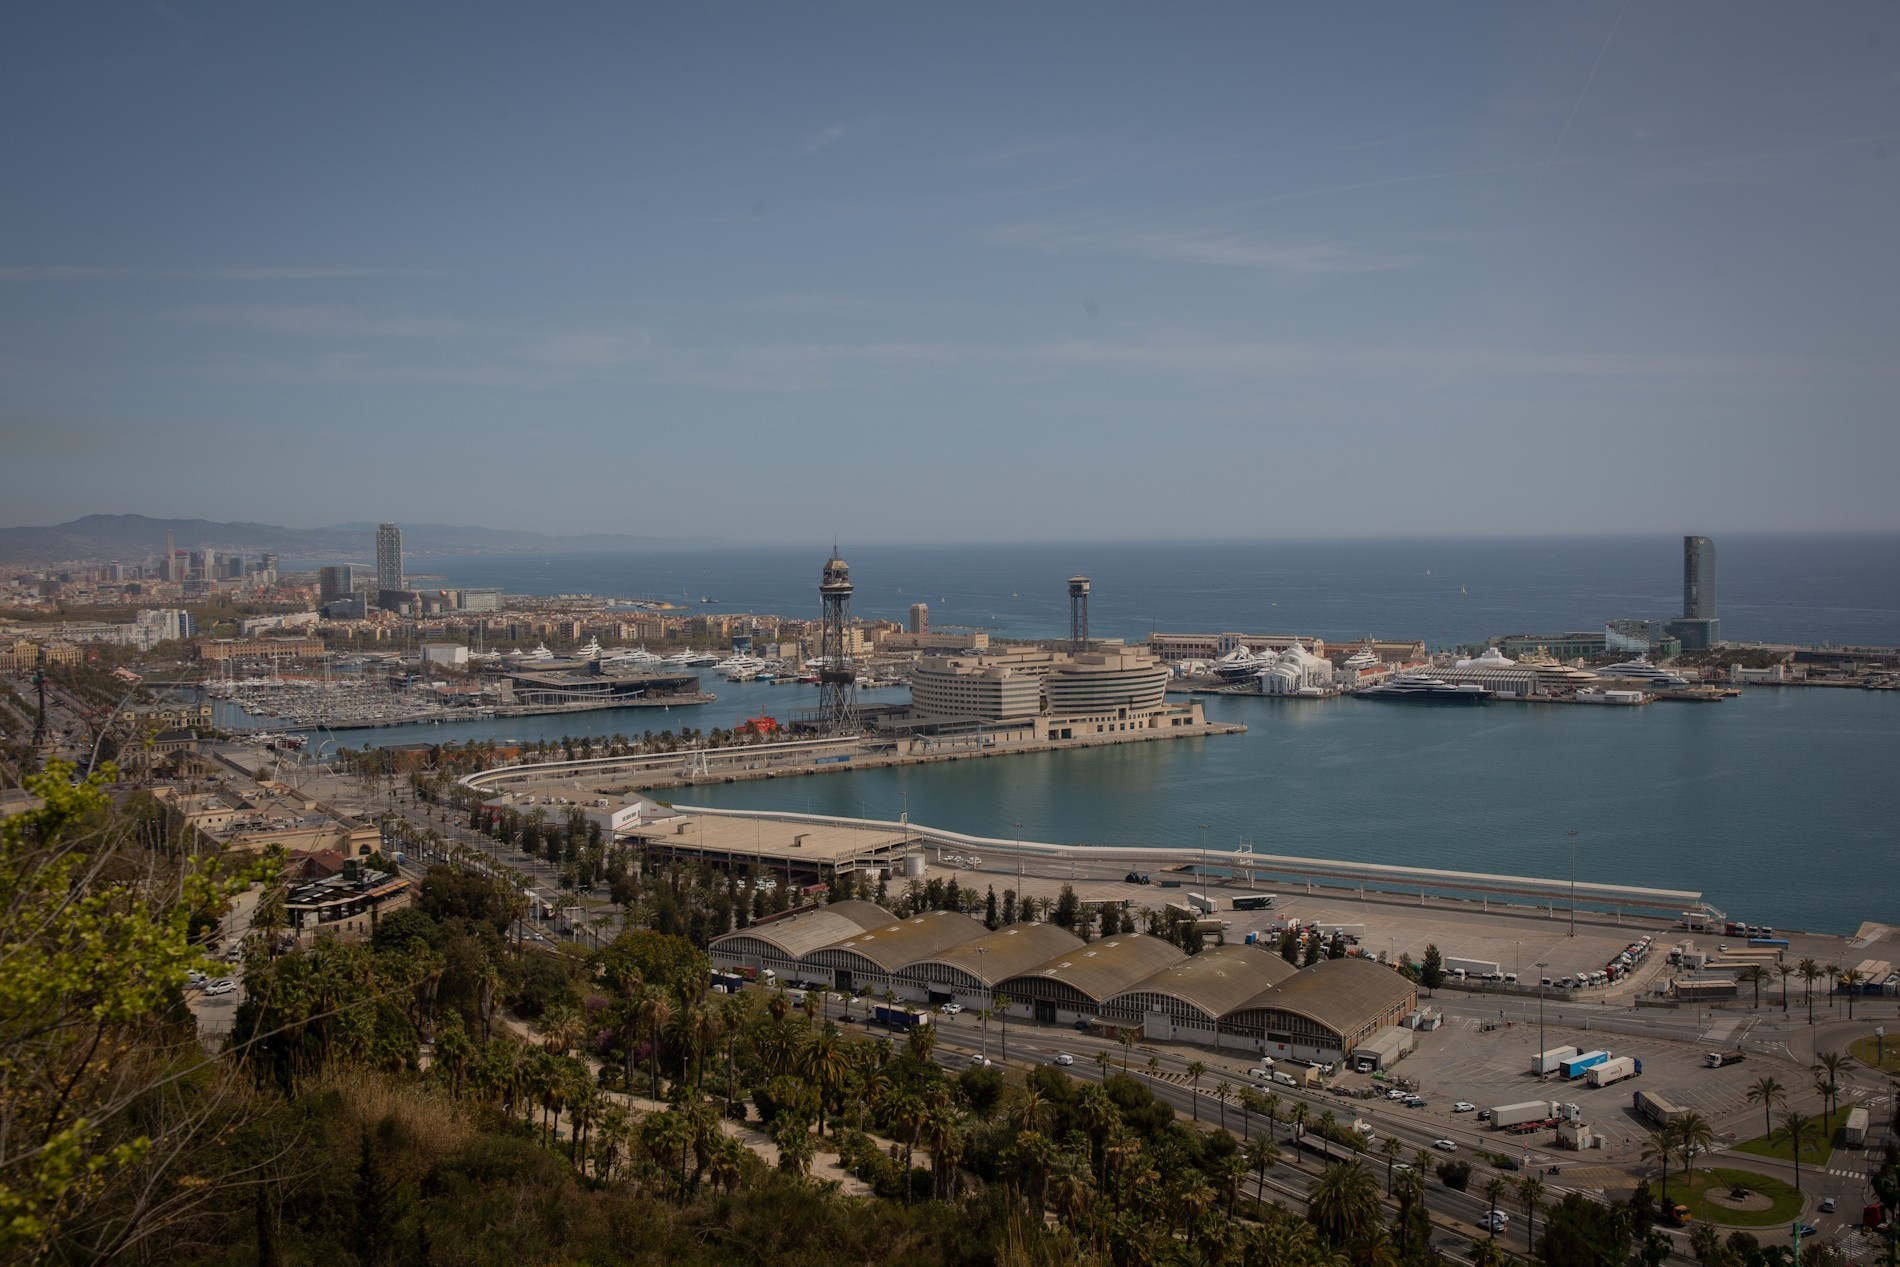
1597, 656, 1691, 689
1358, 674, 1492, 704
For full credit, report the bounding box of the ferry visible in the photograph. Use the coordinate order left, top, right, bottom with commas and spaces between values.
1357, 674, 1492, 704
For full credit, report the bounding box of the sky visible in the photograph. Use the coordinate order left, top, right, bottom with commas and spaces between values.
2, 4, 1897, 543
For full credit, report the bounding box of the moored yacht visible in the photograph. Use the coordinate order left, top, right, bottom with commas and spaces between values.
1597, 656, 1691, 689
1357, 674, 1491, 704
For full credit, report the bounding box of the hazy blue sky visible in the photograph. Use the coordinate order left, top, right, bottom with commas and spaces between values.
2, 4, 1896, 542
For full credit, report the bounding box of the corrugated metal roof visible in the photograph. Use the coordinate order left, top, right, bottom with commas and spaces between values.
1111, 943, 1297, 1018
711, 899, 892, 959
1224, 957, 1418, 1035
817, 910, 991, 971
908, 922, 1086, 985
999, 933, 1186, 1004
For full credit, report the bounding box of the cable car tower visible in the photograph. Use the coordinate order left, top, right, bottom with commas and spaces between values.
818, 547, 859, 734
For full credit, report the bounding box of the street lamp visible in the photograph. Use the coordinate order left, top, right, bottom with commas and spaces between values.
1200, 823, 1209, 883
1014, 821, 1022, 907
977, 945, 989, 1060
1536, 961, 1550, 1071
1568, 829, 1579, 936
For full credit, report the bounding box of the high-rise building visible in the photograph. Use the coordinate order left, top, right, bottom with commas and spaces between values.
375, 523, 405, 594
1683, 536, 1716, 620
259, 552, 279, 584
1666, 535, 1720, 651
319, 564, 357, 604
908, 602, 929, 635
161, 531, 175, 582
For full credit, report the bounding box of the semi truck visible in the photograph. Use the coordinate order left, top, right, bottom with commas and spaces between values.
1446, 957, 1501, 978
872, 1003, 931, 1031
1634, 1089, 1687, 1127
1844, 1107, 1870, 1147
1532, 1045, 1581, 1075
1586, 1056, 1641, 1087
1704, 1051, 1747, 1068
1559, 1050, 1611, 1080
1489, 1100, 1558, 1130
1231, 894, 1276, 911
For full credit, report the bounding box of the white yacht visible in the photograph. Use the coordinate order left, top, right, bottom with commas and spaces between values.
521, 642, 555, 663
575, 635, 604, 660
1597, 656, 1691, 689
1358, 674, 1491, 704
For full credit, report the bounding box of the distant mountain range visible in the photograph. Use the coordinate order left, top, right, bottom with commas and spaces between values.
0, 514, 663, 564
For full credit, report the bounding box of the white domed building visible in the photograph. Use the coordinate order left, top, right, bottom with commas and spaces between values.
1259, 643, 1335, 695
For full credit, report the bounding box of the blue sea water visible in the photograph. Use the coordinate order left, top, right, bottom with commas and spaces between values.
274, 534, 1900, 933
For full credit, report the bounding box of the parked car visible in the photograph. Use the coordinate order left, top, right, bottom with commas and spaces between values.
1453, 1102, 1476, 1113
1053, 1053, 1075, 1067
1477, 1109, 1493, 1121
206, 979, 237, 996
1433, 1139, 1458, 1152
939, 1002, 963, 1015
1403, 1096, 1427, 1108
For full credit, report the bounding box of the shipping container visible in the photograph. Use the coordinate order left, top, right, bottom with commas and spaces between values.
1843, 1107, 1869, 1147
1586, 1056, 1639, 1087
1531, 1045, 1581, 1075
1560, 1050, 1611, 1079
1488, 1100, 1558, 1129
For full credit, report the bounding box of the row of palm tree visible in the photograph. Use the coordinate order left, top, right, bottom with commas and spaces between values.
1738, 957, 1868, 1021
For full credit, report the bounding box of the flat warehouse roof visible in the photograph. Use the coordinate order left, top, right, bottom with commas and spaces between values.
634, 814, 913, 865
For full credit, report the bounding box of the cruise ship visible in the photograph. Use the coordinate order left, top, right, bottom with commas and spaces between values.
1357, 674, 1492, 704
1597, 656, 1692, 689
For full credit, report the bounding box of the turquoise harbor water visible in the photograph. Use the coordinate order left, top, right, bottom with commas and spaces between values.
264, 681, 1899, 936
263, 535, 1900, 934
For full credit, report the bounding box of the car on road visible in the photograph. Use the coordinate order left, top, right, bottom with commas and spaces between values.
1797, 1225, 1818, 1239
206, 979, 237, 996
1452, 1102, 1476, 1113
940, 1003, 963, 1015
1386, 1088, 1409, 1100
1053, 1053, 1075, 1066
1433, 1139, 1457, 1152
1480, 1211, 1510, 1233
1403, 1096, 1427, 1108
1819, 1198, 1836, 1214
968, 1054, 992, 1068
1477, 1109, 1492, 1121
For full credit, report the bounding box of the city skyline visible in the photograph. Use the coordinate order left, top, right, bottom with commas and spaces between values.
3, 5, 1898, 541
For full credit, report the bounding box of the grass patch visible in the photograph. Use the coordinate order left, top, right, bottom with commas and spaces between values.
1731, 1105, 1848, 1167
1848, 1033, 1900, 1076
1672, 1167, 1806, 1228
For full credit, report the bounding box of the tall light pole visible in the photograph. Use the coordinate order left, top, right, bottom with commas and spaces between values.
977, 945, 989, 1060
1536, 961, 1549, 1071
1568, 829, 1579, 936
1014, 821, 1023, 908
1200, 823, 1209, 883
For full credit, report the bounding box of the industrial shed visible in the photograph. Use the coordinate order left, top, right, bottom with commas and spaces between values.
1219, 957, 1419, 1066
800, 910, 990, 995
995, 934, 1187, 1026
707, 899, 892, 980
894, 922, 1086, 1009
1104, 943, 1298, 1049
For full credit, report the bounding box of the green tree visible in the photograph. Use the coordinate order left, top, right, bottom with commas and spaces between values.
1420, 944, 1446, 993
1307, 1160, 1381, 1247
1745, 1075, 1785, 1141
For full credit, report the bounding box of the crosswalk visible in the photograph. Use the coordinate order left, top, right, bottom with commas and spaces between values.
1822, 1167, 1866, 1182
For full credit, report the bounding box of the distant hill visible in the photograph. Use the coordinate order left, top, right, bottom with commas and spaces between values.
0, 514, 662, 564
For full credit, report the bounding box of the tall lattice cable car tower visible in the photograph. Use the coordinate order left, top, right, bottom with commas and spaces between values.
1068, 575, 1091, 652
818, 547, 859, 733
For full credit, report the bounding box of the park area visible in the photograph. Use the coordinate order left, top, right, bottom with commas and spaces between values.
1674, 1168, 1806, 1228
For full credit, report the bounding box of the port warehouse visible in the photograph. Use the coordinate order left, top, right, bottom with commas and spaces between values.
711, 905, 1417, 1065
576, 800, 1710, 923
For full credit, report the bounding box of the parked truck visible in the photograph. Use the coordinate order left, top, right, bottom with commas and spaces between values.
1186, 892, 1217, 915
1559, 1050, 1611, 1080
1231, 894, 1276, 911
1446, 957, 1501, 978
1844, 1107, 1870, 1147
1489, 1101, 1558, 1130
1704, 1051, 1747, 1069
1634, 1089, 1686, 1127
872, 1003, 931, 1031
1586, 1056, 1641, 1087
1532, 1045, 1581, 1075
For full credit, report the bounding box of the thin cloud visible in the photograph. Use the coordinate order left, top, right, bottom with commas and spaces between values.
991, 222, 1416, 274
0, 265, 443, 281
163, 304, 469, 339
802, 123, 850, 155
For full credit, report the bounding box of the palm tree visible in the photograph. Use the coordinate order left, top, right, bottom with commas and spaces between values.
1095, 1048, 1112, 1079
1238, 1085, 1260, 1141
1381, 1135, 1404, 1195
1395, 1164, 1429, 1254
1746, 1075, 1786, 1139
1643, 1122, 1679, 1200
1800, 958, 1821, 1024
1840, 970, 1864, 1019
1215, 1080, 1232, 1132
1516, 1175, 1546, 1254
1825, 963, 1841, 1008
993, 991, 1011, 1059
1814, 1073, 1840, 1127
907, 1020, 936, 1064
1675, 1112, 1715, 1187
1775, 1110, 1817, 1192
1472, 1235, 1506, 1267
1316, 1109, 1338, 1161
1187, 1060, 1206, 1121
1307, 1160, 1381, 1247
638, 989, 673, 1099
1261, 1090, 1281, 1144
1244, 1136, 1280, 1205
1120, 1030, 1135, 1072
1484, 1176, 1509, 1238
1288, 1100, 1310, 1165
1740, 964, 1769, 1009
1817, 1050, 1851, 1116
1146, 1054, 1161, 1081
